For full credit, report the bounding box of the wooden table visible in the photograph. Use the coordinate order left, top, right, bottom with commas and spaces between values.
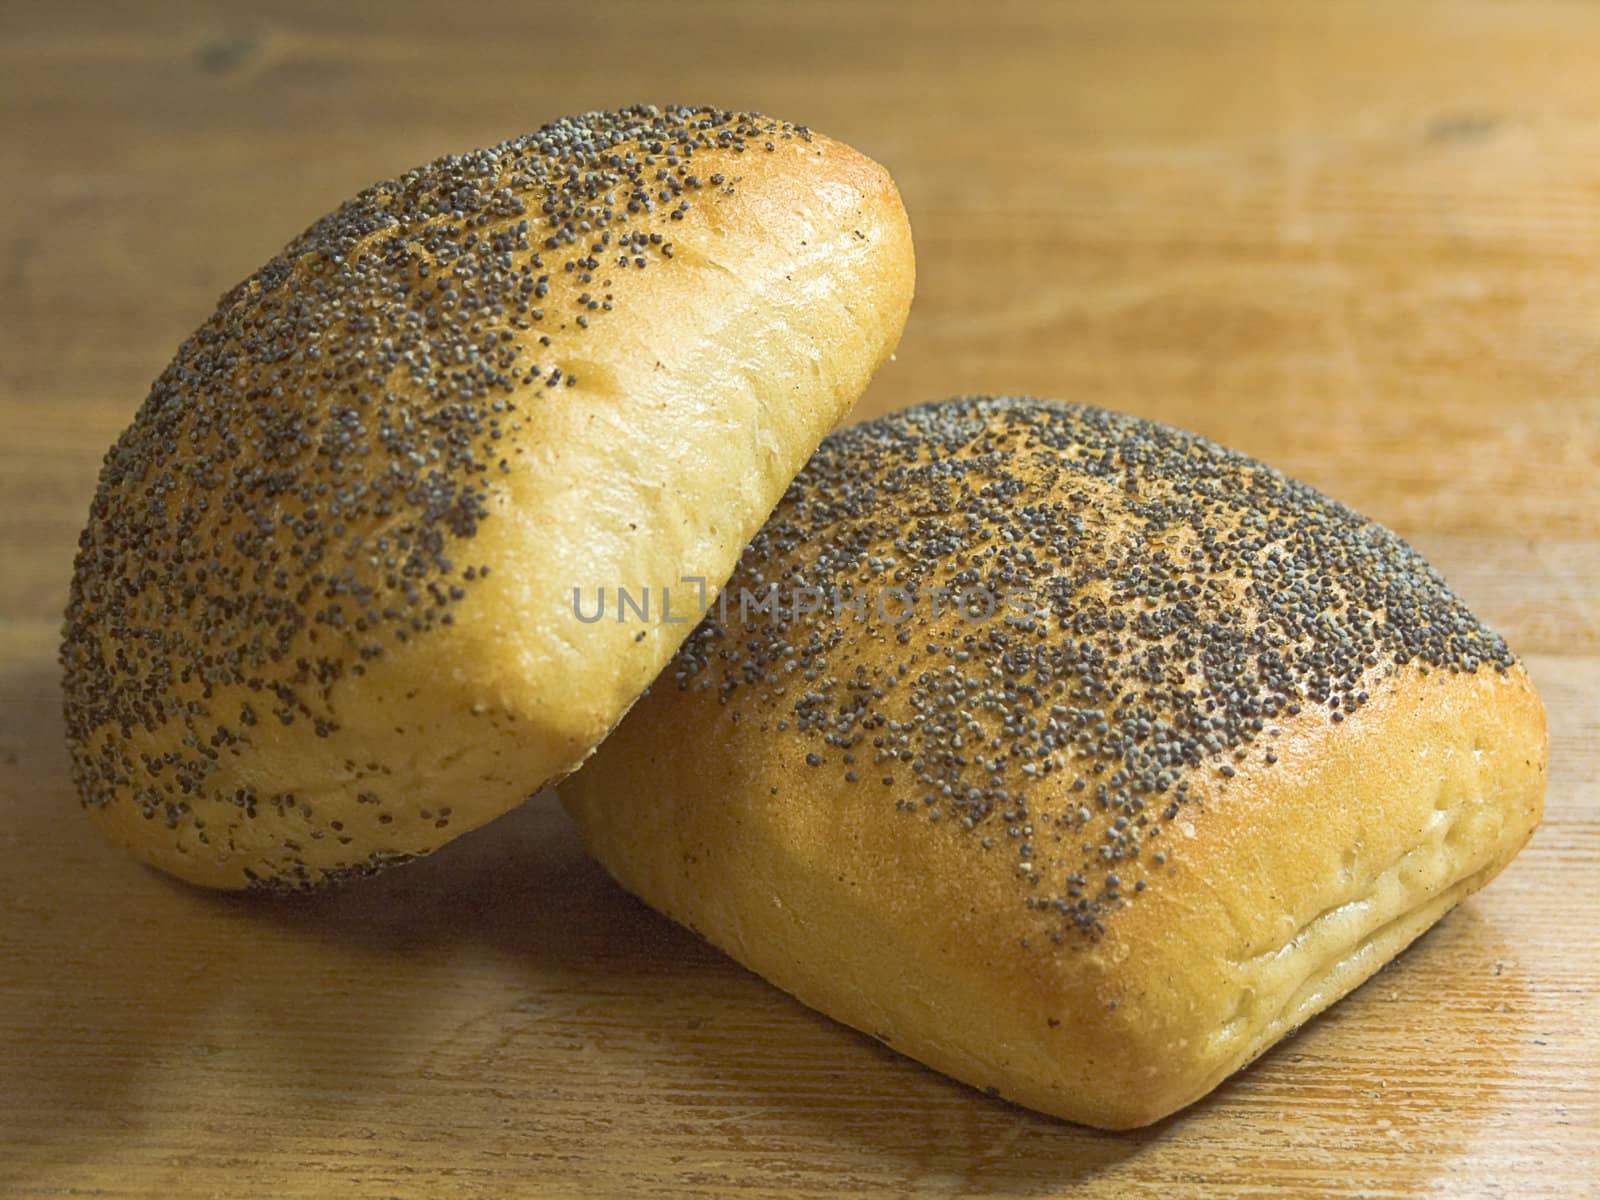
3, 2, 1597, 1195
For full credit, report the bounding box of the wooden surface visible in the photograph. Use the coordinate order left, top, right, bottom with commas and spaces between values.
3, 1, 1598, 1195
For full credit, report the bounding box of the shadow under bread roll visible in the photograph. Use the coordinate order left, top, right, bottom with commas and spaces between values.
562, 395, 1546, 1130
61, 106, 914, 889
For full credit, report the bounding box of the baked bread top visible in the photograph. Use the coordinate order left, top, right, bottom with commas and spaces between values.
661, 396, 1523, 935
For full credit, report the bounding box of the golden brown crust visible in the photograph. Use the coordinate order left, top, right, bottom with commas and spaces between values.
563, 396, 1546, 1128
63, 107, 914, 888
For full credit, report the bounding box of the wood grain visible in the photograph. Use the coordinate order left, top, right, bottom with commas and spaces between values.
2, 2, 1596, 1196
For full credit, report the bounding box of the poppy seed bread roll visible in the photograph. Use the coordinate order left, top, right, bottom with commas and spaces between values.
61, 106, 915, 889
562, 396, 1546, 1129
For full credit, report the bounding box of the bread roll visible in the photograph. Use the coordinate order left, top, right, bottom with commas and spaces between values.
61, 106, 914, 889
563, 396, 1546, 1129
